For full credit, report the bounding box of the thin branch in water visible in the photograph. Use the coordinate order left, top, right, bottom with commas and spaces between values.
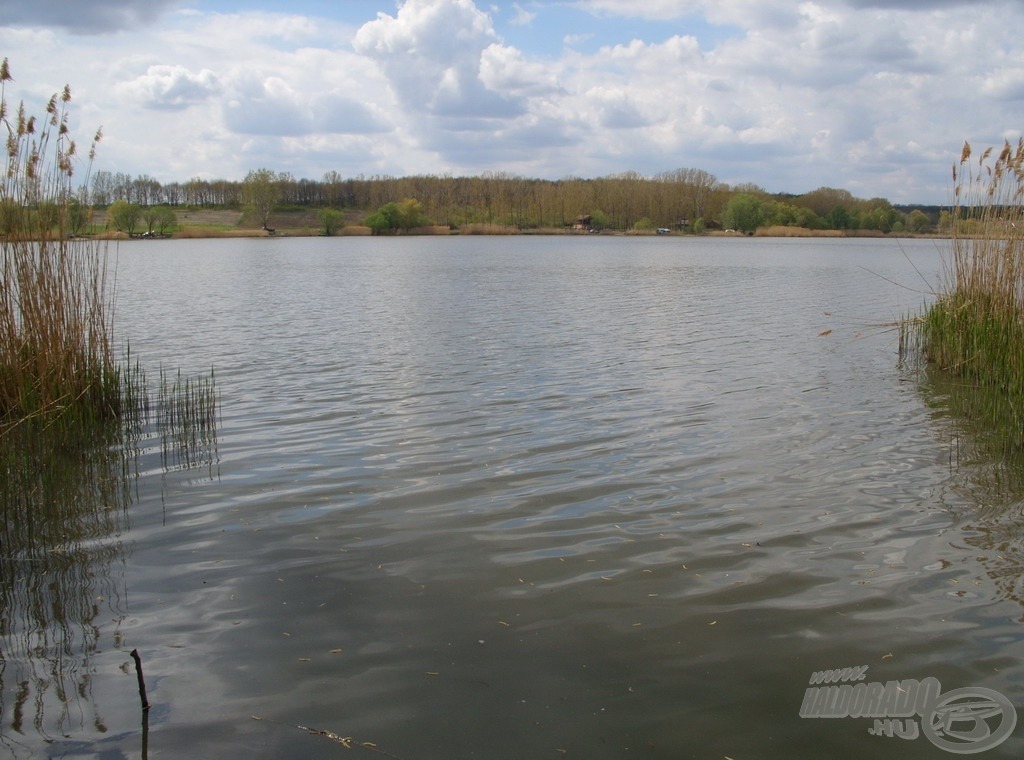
129, 649, 151, 712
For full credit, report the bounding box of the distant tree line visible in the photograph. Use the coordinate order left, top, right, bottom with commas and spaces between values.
86, 167, 938, 234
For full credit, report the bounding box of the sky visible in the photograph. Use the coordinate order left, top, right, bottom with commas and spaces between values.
1, 0, 1023, 204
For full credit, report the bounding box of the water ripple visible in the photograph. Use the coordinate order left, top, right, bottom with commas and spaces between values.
52, 236, 1024, 760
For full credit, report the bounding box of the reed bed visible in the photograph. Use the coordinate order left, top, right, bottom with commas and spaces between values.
0, 59, 122, 435
459, 223, 520, 235
0, 61, 220, 741
173, 225, 262, 239
1, 58, 219, 453
754, 225, 845, 238
902, 139, 1024, 439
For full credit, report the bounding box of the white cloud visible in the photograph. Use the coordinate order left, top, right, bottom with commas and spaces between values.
983, 67, 1024, 100
221, 65, 393, 138
509, 2, 537, 25
314, 93, 393, 135
1, 0, 1022, 201
224, 74, 314, 136
563, 33, 593, 48
479, 44, 561, 96
354, 0, 523, 119
587, 88, 652, 129
121, 65, 221, 111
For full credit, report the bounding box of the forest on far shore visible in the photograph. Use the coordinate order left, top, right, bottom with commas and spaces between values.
89, 167, 945, 236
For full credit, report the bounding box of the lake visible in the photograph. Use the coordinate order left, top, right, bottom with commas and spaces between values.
3, 234, 1023, 759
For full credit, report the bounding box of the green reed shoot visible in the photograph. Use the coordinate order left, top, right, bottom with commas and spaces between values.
157, 366, 219, 471
902, 139, 1024, 436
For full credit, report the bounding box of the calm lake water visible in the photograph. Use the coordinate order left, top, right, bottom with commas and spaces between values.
4, 234, 1024, 759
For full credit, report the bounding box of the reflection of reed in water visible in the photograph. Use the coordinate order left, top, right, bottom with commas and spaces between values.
0, 369, 217, 753
897, 141, 1024, 606
0, 418, 130, 748
0, 60, 219, 752
922, 366, 1024, 496
919, 367, 1024, 609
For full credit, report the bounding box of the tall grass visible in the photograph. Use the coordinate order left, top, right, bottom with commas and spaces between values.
0, 59, 119, 434
0, 57, 220, 464
0, 64, 220, 743
902, 139, 1024, 423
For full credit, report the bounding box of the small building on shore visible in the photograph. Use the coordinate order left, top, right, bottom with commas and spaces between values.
572, 214, 592, 231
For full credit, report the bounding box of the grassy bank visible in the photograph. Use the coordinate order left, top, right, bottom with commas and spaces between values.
902, 139, 1024, 435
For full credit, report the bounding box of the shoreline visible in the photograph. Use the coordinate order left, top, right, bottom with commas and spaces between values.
91, 226, 946, 241
86, 208, 946, 241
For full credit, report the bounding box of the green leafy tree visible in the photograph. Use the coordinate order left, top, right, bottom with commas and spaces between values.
242, 168, 282, 229
33, 201, 61, 232
67, 198, 91, 236
825, 204, 855, 230
760, 200, 800, 227
907, 209, 931, 234
365, 198, 430, 234
364, 202, 400, 234
145, 205, 177, 235
589, 209, 609, 230
0, 200, 20, 236
318, 208, 346, 236
108, 200, 142, 235
794, 207, 825, 229
856, 200, 898, 232
396, 198, 429, 230
796, 187, 856, 218
722, 193, 763, 233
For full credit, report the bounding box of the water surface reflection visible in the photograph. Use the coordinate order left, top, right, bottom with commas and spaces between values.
0, 371, 217, 757
0, 422, 131, 754
6, 236, 1024, 758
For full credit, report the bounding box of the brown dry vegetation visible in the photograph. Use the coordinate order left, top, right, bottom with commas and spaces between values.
0, 63, 121, 432
0, 59, 216, 439
755, 226, 845, 237
902, 139, 1024, 450
460, 223, 520, 235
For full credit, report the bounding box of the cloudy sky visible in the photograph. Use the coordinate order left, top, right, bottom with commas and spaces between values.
1, 0, 1022, 203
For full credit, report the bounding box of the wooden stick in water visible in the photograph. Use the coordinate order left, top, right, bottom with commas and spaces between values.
130, 649, 152, 712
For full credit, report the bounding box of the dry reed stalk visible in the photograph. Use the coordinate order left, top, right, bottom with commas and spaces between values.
340, 225, 373, 236
1, 59, 220, 457
459, 223, 519, 235
0, 59, 116, 433
754, 226, 844, 237
903, 139, 1024, 431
